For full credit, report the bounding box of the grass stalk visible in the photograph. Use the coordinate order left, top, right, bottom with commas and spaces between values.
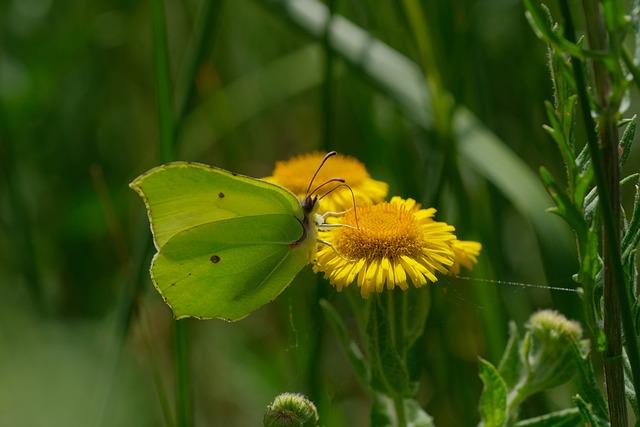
151, 0, 192, 425
175, 0, 223, 128
174, 320, 192, 427
560, 1, 640, 423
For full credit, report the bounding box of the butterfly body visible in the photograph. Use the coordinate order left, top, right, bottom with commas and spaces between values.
131, 161, 317, 321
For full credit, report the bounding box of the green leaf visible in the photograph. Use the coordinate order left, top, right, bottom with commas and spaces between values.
539, 166, 587, 242
371, 394, 435, 427
624, 350, 640, 417
319, 299, 371, 386
513, 408, 581, 427
404, 399, 435, 427
622, 177, 640, 261
573, 394, 607, 426
498, 322, 522, 389
570, 341, 608, 420
619, 116, 637, 167
478, 358, 508, 427
523, 0, 589, 59
543, 101, 574, 178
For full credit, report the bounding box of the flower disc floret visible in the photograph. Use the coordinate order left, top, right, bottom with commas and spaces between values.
314, 197, 457, 296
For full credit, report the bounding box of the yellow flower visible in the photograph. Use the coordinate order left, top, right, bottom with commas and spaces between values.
449, 240, 482, 276
265, 152, 388, 212
314, 197, 458, 297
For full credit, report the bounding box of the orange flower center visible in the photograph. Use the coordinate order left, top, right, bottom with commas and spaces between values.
333, 203, 424, 260
271, 152, 370, 194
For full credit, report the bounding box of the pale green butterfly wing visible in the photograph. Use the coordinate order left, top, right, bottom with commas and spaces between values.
130, 161, 302, 248
130, 162, 316, 320
152, 213, 313, 320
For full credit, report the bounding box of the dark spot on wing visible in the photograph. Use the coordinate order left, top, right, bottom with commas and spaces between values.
210, 255, 221, 264
218, 192, 225, 198
169, 282, 176, 288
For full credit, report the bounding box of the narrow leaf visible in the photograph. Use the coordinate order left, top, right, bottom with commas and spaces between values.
513, 408, 581, 427
570, 341, 608, 420
619, 116, 637, 167
498, 322, 522, 389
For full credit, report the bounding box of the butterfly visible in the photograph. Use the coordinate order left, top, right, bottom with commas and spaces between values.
130, 152, 343, 321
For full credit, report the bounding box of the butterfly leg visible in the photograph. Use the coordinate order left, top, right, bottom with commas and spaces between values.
317, 239, 356, 262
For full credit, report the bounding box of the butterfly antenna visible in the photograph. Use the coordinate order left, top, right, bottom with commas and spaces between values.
308, 177, 345, 197
318, 182, 360, 229
305, 151, 337, 196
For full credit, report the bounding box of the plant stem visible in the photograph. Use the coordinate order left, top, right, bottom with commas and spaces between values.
152, 0, 175, 163
174, 320, 192, 427
151, 0, 192, 425
561, 1, 640, 424
393, 394, 407, 427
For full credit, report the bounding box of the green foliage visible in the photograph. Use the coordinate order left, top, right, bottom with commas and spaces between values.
513, 408, 582, 427
8, 0, 640, 424
371, 394, 435, 427
476, 312, 601, 425
478, 358, 507, 427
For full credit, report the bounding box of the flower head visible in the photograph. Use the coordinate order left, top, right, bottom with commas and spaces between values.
265, 152, 388, 212
314, 197, 457, 297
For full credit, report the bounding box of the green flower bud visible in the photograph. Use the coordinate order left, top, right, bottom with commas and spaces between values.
508, 310, 584, 411
263, 393, 319, 427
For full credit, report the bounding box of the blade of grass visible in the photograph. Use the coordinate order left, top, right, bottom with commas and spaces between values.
151, 0, 192, 425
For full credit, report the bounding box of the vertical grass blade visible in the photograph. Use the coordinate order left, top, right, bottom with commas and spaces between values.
151, 0, 192, 425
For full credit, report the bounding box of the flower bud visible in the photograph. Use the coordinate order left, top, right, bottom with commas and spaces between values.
518, 310, 583, 396
263, 393, 319, 427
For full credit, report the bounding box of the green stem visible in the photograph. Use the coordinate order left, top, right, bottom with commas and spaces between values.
174, 320, 192, 427
561, 1, 640, 424
151, 0, 175, 163
151, 0, 192, 425
393, 394, 407, 427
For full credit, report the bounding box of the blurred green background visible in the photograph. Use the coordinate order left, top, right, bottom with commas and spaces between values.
1, 0, 629, 425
